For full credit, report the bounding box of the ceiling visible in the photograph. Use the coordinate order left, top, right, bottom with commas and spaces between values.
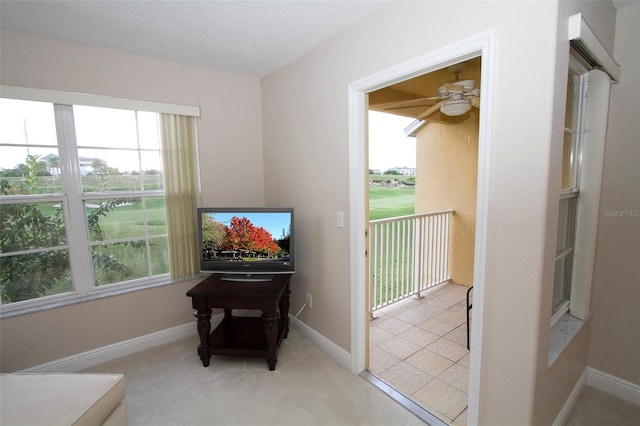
369, 56, 482, 123
0, 0, 388, 78
1, 1, 626, 110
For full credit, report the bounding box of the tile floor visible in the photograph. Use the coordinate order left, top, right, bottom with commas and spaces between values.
368, 282, 471, 425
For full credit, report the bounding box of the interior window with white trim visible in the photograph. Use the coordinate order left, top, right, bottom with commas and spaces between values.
552, 58, 586, 323
0, 99, 169, 307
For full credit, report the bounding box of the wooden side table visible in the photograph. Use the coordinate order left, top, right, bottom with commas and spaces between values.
186, 273, 292, 370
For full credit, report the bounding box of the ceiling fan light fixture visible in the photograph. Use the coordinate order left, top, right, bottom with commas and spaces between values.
457, 79, 476, 91
440, 99, 471, 116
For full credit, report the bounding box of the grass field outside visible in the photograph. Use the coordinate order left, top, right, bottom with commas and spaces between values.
369, 185, 415, 220
1, 173, 170, 302
368, 177, 417, 309
7, 172, 413, 302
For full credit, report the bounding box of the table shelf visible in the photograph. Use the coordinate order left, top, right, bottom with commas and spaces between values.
187, 273, 292, 370
209, 316, 289, 356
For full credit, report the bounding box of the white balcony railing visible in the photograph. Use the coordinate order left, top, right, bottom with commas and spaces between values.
369, 209, 454, 316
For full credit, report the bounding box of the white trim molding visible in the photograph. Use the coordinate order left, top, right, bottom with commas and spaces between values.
554, 367, 640, 426
0, 85, 201, 117
587, 367, 640, 407
553, 369, 588, 426
290, 317, 352, 371
348, 29, 497, 426
17, 322, 198, 373
16, 315, 350, 376
568, 14, 620, 82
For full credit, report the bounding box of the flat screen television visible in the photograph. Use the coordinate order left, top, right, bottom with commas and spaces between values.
197, 207, 294, 279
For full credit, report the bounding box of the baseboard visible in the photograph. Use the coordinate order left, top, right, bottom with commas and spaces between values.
553, 367, 640, 425
587, 367, 640, 406
18, 314, 350, 377
553, 369, 587, 426
289, 315, 352, 371
18, 322, 198, 373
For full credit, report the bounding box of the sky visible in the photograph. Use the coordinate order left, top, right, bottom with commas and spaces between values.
203, 211, 292, 240
0, 99, 161, 173
1, 99, 416, 175
368, 110, 416, 172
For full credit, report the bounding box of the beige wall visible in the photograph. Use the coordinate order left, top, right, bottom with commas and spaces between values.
262, 1, 628, 424
0, 29, 265, 208
530, 1, 633, 424
262, 1, 560, 423
0, 29, 265, 372
415, 114, 479, 286
0, 279, 199, 371
1, 0, 636, 423
587, 3, 640, 386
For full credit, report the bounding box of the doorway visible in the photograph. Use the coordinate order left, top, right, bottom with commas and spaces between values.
348, 31, 496, 426
366, 58, 479, 425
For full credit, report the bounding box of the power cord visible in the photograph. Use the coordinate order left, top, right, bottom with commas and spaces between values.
289, 303, 308, 329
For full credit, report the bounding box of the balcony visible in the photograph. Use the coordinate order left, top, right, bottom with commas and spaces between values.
368, 211, 472, 425
367, 59, 480, 425
369, 210, 454, 317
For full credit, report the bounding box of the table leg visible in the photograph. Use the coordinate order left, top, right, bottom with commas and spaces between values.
193, 307, 212, 367
263, 311, 278, 370
280, 288, 291, 338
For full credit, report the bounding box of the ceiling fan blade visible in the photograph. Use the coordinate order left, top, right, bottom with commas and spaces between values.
384, 104, 434, 112
380, 96, 442, 109
417, 101, 445, 120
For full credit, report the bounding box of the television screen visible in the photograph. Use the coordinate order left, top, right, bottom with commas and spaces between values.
197, 207, 294, 276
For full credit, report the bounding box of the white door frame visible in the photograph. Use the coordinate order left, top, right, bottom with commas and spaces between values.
348, 29, 496, 425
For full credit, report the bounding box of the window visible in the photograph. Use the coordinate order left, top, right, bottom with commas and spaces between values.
73, 105, 169, 286
552, 62, 586, 322
551, 53, 612, 326
0, 100, 74, 305
1, 93, 200, 313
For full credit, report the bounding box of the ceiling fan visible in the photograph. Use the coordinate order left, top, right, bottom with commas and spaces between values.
382, 63, 480, 120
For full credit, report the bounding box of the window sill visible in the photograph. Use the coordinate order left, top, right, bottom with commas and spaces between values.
548, 312, 591, 366
0, 275, 203, 320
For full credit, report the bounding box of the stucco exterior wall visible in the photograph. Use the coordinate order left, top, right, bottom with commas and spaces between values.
415, 113, 479, 286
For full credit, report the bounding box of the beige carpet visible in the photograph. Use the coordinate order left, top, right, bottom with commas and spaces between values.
83, 327, 640, 425
566, 386, 640, 426
83, 330, 425, 425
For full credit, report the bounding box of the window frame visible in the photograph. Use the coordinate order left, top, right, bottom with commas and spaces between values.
0, 86, 200, 317
550, 55, 612, 327
551, 58, 588, 325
